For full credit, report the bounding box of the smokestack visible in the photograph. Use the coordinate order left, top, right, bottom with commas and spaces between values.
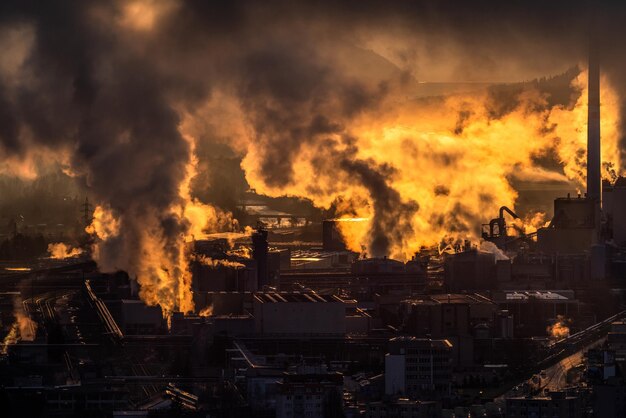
252, 227, 269, 289
587, 26, 601, 206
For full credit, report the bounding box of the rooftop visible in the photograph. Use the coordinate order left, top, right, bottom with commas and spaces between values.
404, 293, 495, 306
500, 290, 573, 302
368, 399, 439, 406
389, 336, 453, 349
253, 292, 343, 304
121, 299, 157, 305
430, 293, 494, 305
507, 395, 578, 401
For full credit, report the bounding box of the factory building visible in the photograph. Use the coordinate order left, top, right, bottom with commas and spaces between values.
444, 249, 496, 292
253, 292, 346, 336
191, 259, 258, 292
505, 392, 581, 418
275, 368, 344, 418
193, 291, 253, 317
365, 399, 442, 418
191, 238, 259, 292
607, 321, 626, 363
268, 247, 290, 271
2, 384, 129, 415
280, 256, 426, 297
399, 294, 496, 367
400, 294, 496, 338
495, 255, 552, 286
192, 290, 370, 337
289, 248, 356, 269
603, 177, 626, 246
344, 298, 373, 335
495, 250, 610, 289
536, 195, 600, 254
586, 348, 617, 382
593, 381, 626, 418
491, 290, 579, 337
480, 43, 626, 293
385, 337, 453, 399
117, 299, 163, 335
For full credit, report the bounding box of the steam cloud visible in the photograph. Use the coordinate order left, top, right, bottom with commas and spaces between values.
48, 242, 83, 259
0, 1, 625, 309
1, 296, 37, 354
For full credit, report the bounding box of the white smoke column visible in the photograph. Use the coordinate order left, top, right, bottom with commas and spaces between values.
479, 241, 510, 261
15, 309, 36, 341
47, 242, 83, 259
86, 133, 239, 316
1, 297, 37, 354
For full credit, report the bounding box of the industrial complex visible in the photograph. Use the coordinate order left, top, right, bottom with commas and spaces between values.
2, 3, 626, 418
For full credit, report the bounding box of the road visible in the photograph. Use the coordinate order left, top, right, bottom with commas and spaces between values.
498, 336, 605, 402
540, 351, 582, 391
540, 337, 605, 391
493, 310, 626, 402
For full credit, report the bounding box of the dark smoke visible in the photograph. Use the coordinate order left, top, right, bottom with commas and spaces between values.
0, 1, 197, 309
340, 158, 418, 257
235, 38, 392, 188
0, 0, 625, 273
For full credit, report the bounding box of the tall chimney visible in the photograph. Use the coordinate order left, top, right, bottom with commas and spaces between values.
587, 27, 601, 205
252, 227, 269, 289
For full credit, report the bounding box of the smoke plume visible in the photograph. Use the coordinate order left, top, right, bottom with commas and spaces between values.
1, 296, 37, 354
47, 242, 83, 259
0, 1, 625, 310
547, 315, 571, 340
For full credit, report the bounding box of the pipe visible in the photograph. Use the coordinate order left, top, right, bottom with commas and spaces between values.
499, 206, 519, 220
489, 219, 499, 237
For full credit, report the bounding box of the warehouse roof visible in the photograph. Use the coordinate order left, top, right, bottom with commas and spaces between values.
253, 292, 343, 304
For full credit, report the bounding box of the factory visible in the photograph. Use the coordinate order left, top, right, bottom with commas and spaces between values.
3, 8, 626, 418
385, 337, 453, 399
253, 292, 346, 336
445, 50, 626, 326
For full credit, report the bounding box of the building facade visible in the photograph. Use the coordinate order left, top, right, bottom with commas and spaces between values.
385, 337, 452, 399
